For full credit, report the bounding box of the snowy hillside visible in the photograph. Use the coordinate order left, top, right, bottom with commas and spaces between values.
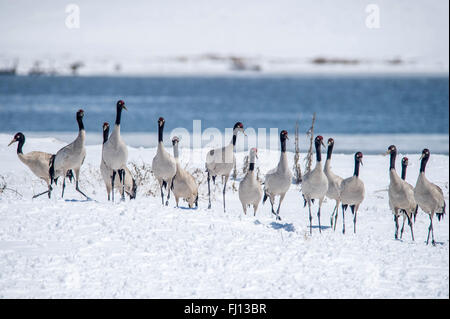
0, 134, 448, 298
1, 0, 448, 75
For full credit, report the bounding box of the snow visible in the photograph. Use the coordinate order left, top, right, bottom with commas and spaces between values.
0, 134, 448, 298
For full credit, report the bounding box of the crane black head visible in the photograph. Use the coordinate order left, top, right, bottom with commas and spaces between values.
355, 152, 363, 164
76, 109, 85, 130
419, 149, 430, 173
386, 145, 397, 155
328, 138, 334, 146
420, 148, 430, 160
172, 136, 180, 145
8, 132, 25, 154
117, 100, 127, 110
8, 132, 25, 146
315, 135, 325, 148
402, 157, 409, 166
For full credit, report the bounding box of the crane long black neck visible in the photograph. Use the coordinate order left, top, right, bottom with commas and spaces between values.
401, 164, 407, 180
158, 123, 164, 143
354, 158, 360, 177
420, 156, 429, 173
315, 141, 322, 162
389, 151, 396, 171
232, 133, 237, 146
77, 116, 84, 131
103, 128, 109, 144
326, 144, 333, 160
17, 138, 24, 154
281, 138, 287, 153
249, 162, 255, 171
115, 107, 123, 126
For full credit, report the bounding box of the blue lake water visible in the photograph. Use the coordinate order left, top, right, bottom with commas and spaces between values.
0, 75, 448, 153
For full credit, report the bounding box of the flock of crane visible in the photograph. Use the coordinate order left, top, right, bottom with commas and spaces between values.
7, 100, 446, 245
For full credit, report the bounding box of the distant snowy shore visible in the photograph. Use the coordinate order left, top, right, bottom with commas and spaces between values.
0, 135, 448, 298
1, 54, 448, 77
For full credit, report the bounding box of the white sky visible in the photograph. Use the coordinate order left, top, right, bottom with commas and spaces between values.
0, 0, 448, 63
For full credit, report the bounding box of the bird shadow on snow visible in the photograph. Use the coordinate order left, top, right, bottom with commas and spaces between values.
177, 206, 198, 211
270, 222, 296, 232
64, 198, 95, 203
310, 225, 332, 231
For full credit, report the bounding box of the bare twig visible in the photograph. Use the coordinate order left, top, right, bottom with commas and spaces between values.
305, 112, 316, 174
0, 175, 23, 198
293, 119, 302, 184
242, 155, 249, 175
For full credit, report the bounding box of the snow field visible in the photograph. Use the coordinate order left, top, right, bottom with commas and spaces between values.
0, 135, 448, 298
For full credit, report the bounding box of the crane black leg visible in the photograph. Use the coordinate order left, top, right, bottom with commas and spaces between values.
270, 197, 276, 218
317, 205, 322, 233
406, 213, 414, 241
342, 204, 347, 234
165, 179, 171, 206
119, 169, 125, 201
330, 205, 337, 229
61, 176, 66, 198
160, 182, 164, 205
75, 180, 89, 199
223, 176, 228, 213
400, 213, 406, 239
32, 189, 50, 199
334, 203, 339, 231
275, 194, 284, 221
352, 205, 358, 234
426, 215, 435, 245
207, 172, 211, 209
111, 171, 116, 202
308, 202, 313, 235
394, 214, 399, 239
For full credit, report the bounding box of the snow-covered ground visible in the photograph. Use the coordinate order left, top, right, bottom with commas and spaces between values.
0, 134, 448, 298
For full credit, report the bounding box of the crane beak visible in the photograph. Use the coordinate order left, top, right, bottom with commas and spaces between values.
360, 159, 364, 166
123, 105, 128, 111
419, 154, 424, 161
321, 140, 326, 149
8, 138, 17, 146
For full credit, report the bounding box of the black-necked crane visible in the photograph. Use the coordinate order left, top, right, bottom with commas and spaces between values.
206, 122, 245, 212
8, 132, 54, 198
49, 109, 88, 199
152, 117, 177, 206
239, 148, 263, 216
102, 100, 128, 202
340, 152, 365, 234
324, 138, 343, 231
414, 149, 446, 245
263, 130, 292, 221
301, 135, 328, 234
101, 122, 137, 201
385, 145, 416, 241
171, 136, 198, 208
